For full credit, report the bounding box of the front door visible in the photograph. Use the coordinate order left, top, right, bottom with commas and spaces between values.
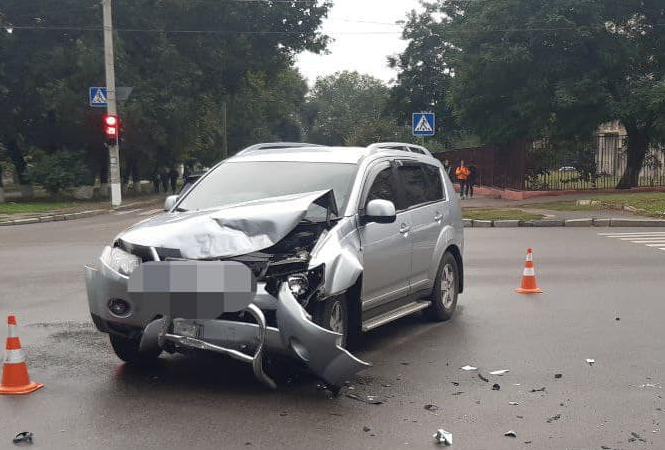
358, 162, 412, 310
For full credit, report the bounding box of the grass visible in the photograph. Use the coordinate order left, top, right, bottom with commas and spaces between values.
525, 192, 665, 217
463, 208, 545, 221
0, 201, 77, 215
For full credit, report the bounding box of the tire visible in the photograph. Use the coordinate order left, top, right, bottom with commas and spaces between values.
109, 333, 162, 365
312, 295, 352, 349
424, 251, 459, 322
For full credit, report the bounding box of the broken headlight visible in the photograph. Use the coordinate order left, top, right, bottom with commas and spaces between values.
287, 274, 309, 297
101, 246, 141, 276
268, 265, 324, 308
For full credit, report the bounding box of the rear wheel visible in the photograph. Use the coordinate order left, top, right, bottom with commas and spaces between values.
109, 334, 162, 365
424, 251, 459, 322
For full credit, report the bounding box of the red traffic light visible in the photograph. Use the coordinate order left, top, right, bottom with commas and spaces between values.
103, 114, 119, 139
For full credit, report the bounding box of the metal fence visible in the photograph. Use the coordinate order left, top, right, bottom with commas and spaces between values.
436, 134, 665, 191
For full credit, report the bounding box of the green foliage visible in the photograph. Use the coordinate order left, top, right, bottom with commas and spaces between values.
306, 71, 399, 146
393, 0, 665, 187
28, 149, 94, 195
0, 0, 331, 186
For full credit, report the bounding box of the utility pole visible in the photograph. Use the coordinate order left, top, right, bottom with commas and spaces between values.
102, 0, 122, 206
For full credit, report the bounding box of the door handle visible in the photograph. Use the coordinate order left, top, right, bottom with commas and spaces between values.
434, 212, 443, 222
399, 224, 411, 234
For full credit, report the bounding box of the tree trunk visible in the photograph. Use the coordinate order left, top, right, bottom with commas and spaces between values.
616, 127, 649, 189
6, 139, 33, 199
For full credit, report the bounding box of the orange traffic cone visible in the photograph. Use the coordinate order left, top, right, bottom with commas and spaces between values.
515, 248, 542, 294
0, 315, 43, 395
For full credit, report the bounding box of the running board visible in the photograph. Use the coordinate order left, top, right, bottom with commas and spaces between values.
362, 301, 431, 332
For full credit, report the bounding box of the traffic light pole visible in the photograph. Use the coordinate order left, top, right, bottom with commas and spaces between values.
102, 0, 121, 206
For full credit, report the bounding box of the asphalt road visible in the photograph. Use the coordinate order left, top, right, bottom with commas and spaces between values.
1, 212, 664, 450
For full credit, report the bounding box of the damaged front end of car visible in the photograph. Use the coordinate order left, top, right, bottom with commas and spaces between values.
85, 189, 369, 392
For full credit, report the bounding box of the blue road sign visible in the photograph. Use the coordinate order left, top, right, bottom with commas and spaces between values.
89, 87, 108, 107
412, 113, 435, 137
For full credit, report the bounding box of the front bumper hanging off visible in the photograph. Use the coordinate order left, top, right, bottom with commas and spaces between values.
85, 258, 369, 390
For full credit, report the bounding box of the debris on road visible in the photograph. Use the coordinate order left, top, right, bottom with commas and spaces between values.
363, 426, 371, 432
490, 370, 509, 376
461, 365, 477, 371
546, 414, 561, 423
530, 387, 546, 393
424, 404, 441, 412
346, 393, 383, 405
433, 429, 453, 445
451, 391, 464, 396
492, 383, 501, 391
616, 317, 621, 321
509, 402, 519, 406
504, 431, 517, 438
586, 359, 595, 366
12, 432, 33, 445
554, 373, 562, 379
451, 382, 459, 386
631, 432, 646, 442
478, 373, 489, 383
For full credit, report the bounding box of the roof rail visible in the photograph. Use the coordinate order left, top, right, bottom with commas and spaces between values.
236, 142, 322, 156
367, 142, 433, 157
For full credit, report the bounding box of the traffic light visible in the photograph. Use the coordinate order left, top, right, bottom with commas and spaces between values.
103, 114, 119, 142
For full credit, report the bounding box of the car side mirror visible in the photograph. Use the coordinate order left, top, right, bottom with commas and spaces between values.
364, 199, 397, 224
164, 195, 178, 211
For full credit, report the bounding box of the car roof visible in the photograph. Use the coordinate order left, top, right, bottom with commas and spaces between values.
227, 146, 372, 164
227, 145, 441, 165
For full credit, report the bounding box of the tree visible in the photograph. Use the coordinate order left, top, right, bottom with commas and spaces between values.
305, 71, 397, 146
395, 0, 665, 188
0, 0, 331, 193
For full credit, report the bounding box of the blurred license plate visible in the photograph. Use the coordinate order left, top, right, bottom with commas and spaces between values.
173, 321, 200, 338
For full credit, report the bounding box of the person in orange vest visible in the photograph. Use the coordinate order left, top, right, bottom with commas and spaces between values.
455, 160, 470, 199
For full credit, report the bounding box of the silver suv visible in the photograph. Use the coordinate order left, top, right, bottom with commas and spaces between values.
85, 142, 464, 392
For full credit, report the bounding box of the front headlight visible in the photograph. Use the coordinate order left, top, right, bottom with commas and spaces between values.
101, 246, 141, 276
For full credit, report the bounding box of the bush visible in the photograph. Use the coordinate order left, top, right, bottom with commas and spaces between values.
28, 149, 94, 196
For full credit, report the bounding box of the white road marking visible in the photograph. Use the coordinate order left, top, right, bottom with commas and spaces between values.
600, 231, 665, 253
113, 208, 142, 216
138, 208, 163, 216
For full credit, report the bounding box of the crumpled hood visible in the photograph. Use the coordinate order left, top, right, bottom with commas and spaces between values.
118, 190, 337, 260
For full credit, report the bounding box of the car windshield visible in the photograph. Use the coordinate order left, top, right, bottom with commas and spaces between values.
177, 161, 358, 218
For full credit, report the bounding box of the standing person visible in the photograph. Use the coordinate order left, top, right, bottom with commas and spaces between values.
443, 160, 454, 180
152, 169, 161, 193
160, 168, 170, 194
467, 160, 478, 199
169, 167, 179, 194
455, 160, 470, 200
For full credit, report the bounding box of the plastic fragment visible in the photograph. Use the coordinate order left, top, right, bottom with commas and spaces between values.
504, 431, 517, 437
346, 393, 383, 405
546, 414, 561, 423
461, 365, 477, 371
530, 387, 546, 393
490, 370, 509, 376
433, 429, 453, 445
478, 373, 489, 383
12, 432, 33, 445
509, 402, 519, 406
492, 383, 501, 391
424, 404, 441, 412
586, 358, 595, 365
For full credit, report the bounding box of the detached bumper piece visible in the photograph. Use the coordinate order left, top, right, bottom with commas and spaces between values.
132, 261, 369, 390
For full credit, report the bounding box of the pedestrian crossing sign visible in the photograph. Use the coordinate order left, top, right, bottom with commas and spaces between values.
89, 87, 108, 107
413, 113, 435, 136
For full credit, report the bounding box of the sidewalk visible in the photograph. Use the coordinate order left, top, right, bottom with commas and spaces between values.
0, 195, 165, 225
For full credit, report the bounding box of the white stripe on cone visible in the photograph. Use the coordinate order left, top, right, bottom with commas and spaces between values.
4, 348, 25, 364
523, 267, 535, 276
526, 253, 533, 262
7, 324, 17, 338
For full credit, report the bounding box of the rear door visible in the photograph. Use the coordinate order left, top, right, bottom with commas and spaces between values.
358, 161, 412, 310
396, 161, 447, 294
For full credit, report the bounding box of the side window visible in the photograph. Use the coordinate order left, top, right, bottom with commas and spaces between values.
422, 164, 445, 201
398, 164, 429, 208
365, 167, 398, 208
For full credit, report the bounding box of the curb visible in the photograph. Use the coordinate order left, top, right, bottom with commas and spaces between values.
464, 218, 665, 228
0, 209, 108, 227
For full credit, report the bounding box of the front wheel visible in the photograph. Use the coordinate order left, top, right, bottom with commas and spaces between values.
424, 251, 459, 322
312, 295, 352, 349
109, 334, 162, 365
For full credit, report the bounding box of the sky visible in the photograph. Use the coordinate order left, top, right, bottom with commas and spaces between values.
296, 0, 423, 85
